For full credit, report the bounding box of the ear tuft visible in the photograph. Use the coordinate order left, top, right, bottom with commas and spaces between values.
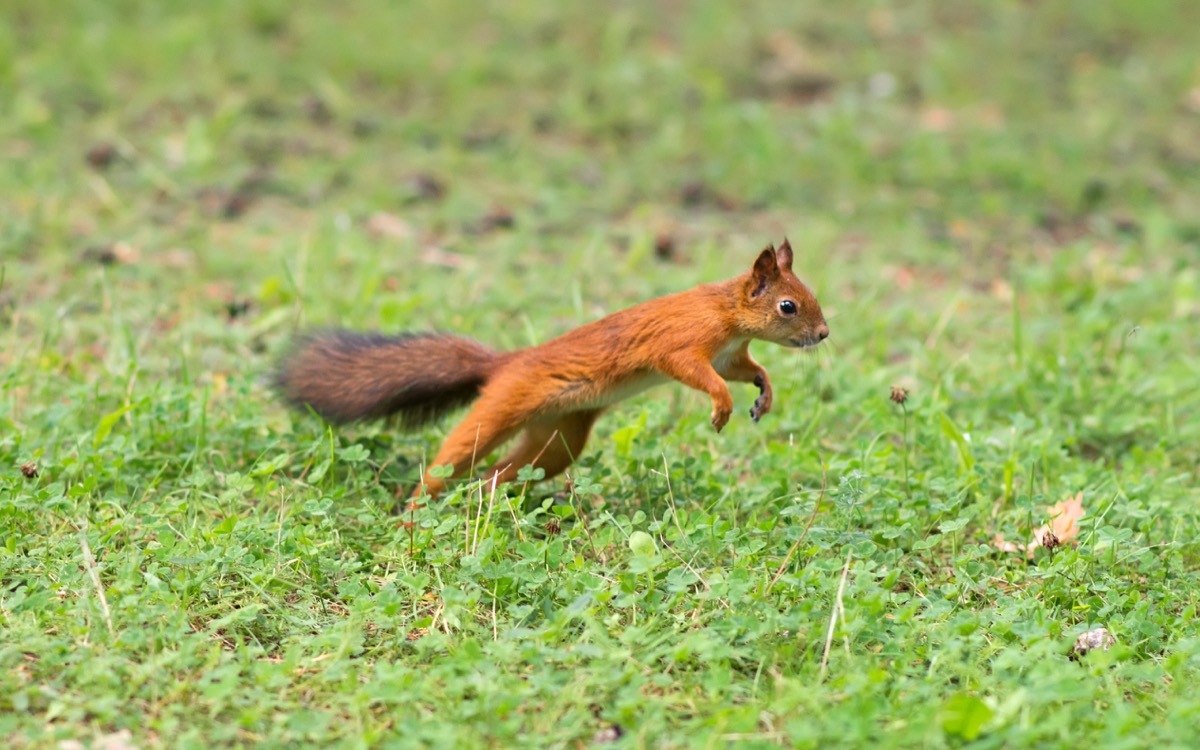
776, 237, 794, 271
749, 246, 779, 298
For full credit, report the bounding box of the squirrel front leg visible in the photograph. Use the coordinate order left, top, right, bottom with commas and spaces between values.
717, 344, 773, 423
658, 353, 735, 432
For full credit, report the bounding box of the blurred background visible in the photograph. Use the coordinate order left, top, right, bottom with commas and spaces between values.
4, 2, 1200, 746
5, 0, 1198, 455
4, 0, 1195, 477
5, 0, 1197, 303
5, 0, 1200, 510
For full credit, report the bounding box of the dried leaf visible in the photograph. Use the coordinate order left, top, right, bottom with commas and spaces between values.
365, 212, 414, 241
889, 265, 916, 289
110, 242, 140, 264
990, 534, 1022, 554
419, 246, 466, 268
83, 242, 140, 266
920, 106, 955, 133
993, 492, 1085, 558
1034, 492, 1084, 548
1186, 87, 1200, 114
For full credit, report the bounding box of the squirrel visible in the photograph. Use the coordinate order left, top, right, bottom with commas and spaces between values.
274, 239, 829, 499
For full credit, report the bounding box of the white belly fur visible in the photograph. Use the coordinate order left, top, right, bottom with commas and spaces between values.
579, 339, 746, 410
709, 338, 748, 374
586, 372, 671, 408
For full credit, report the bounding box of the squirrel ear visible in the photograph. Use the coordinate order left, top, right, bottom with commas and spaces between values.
749, 245, 780, 298
776, 237, 794, 271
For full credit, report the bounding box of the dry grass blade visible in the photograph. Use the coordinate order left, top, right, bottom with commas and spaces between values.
767, 458, 827, 594
819, 550, 852, 682
79, 529, 115, 637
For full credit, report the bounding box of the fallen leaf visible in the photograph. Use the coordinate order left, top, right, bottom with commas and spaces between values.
990, 534, 1022, 554
158, 248, 195, 269
756, 32, 837, 105
365, 212, 414, 241
920, 106, 955, 133
990, 278, 1013, 301
112, 242, 139, 263
1035, 492, 1084, 548
867, 9, 896, 37
947, 219, 974, 241
82, 242, 139, 266
419, 246, 466, 268
887, 265, 916, 289
993, 492, 1085, 558
1186, 87, 1200, 114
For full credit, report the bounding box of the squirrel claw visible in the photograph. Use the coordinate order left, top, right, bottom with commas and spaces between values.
711, 408, 731, 432
750, 395, 769, 423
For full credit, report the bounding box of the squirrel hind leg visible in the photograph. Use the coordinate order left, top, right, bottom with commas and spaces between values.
414, 402, 523, 499
489, 410, 601, 486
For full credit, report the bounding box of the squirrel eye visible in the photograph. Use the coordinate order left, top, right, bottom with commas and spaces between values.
779, 300, 797, 315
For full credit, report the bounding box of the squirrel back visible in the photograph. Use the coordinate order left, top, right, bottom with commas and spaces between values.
273, 331, 504, 428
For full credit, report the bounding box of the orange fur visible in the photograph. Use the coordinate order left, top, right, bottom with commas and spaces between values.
275, 240, 829, 499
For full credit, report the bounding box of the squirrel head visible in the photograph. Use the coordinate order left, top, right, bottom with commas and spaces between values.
739, 239, 829, 347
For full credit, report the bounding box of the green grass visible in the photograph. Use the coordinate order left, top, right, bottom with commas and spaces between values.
4, 0, 1200, 747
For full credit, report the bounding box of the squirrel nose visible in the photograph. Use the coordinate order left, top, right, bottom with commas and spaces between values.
816, 323, 830, 341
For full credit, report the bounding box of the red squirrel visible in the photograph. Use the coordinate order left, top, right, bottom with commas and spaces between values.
274, 239, 829, 499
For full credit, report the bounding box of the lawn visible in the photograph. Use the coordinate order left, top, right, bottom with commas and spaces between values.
3, 0, 1200, 747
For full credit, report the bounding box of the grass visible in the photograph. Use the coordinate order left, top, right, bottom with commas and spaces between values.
3, 0, 1200, 746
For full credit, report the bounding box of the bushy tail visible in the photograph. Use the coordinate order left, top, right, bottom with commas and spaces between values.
273, 330, 503, 428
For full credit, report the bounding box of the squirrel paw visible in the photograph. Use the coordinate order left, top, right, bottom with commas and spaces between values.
750, 393, 772, 423
750, 373, 773, 423
711, 406, 732, 433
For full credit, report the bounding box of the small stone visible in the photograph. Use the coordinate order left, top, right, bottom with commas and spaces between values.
592, 724, 624, 744
86, 142, 120, 170
1073, 627, 1116, 656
